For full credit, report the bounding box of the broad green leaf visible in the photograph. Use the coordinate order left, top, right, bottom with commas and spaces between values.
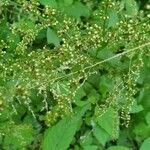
107, 146, 129, 150
83, 145, 98, 150
64, 0, 73, 5
117, 129, 133, 147
74, 86, 88, 106
93, 124, 110, 146
75, 99, 89, 107
65, 2, 90, 19
47, 28, 60, 46
83, 82, 94, 94
96, 108, 119, 139
74, 86, 86, 101
145, 112, 150, 125
87, 89, 99, 104
107, 10, 119, 28
133, 122, 150, 139
124, 0, 138, 17
98, 76, 113, 98
40, 0, 57, 7
80, 131, 93, 146
42, 105, 90, 150
43, 117, 79, 150
88, 74, 101, 89
140, 137, 150, 150
140, 88, 150, 111
130, 100, 144, 113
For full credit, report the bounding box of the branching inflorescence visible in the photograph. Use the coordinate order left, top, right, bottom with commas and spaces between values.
0, 0, 150, 130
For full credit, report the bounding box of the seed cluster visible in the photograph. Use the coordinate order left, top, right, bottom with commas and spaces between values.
0, 0, 150, 127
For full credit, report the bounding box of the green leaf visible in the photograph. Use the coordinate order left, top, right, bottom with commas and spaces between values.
133, 122, 150, 139
87, 89, 99, 104
140, 137, 150, 150
124, 0, 138, 17
43, 117, 79, 150
47, 28, 60, 46
42, 105, 89, 150
80, 131, 93, 146
83, 145, 98, 150
145, 112, 150, 125
93, 124, 110, 146
96, 108, 119, 139
88, 74, 101, 89
3, 124, 34, 149
107, 146, 129, 150
74, 86, 88, 106
64, 0, 73, 6
107, 10, 119, 28
140, 88, 150, 111
65, 2, 90, 19
130, 100, 144, 113
74, 87, 86, 101
40, 0, 57, 7
98, 76, 113, 98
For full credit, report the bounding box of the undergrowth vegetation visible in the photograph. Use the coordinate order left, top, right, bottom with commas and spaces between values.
0, 0, 150, 149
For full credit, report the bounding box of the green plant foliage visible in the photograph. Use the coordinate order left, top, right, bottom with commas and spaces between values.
47, 27, 60, 46
40, 0, 57, 7
96, 108, 119, 139
42, 104, 90, 150
0, 123, 34, 149
64, 1, 90, 19
123, 0, 138, 16
93, 124, 110, 146
140, 137, 150, 150
0, 0, 150, 149
107, 146, 129, 150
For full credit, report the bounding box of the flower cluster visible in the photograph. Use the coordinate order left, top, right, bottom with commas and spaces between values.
0, 0, 150, 128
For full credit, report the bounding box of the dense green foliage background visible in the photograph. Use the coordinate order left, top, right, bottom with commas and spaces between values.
0, 0, 150, 149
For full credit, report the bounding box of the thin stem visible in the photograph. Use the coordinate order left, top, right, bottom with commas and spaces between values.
52, 42, 150, 82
